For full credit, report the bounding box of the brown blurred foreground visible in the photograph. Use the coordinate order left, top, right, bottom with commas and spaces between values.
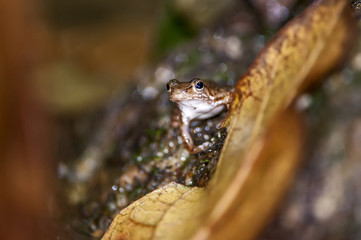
0, 0, 155, 239
0, 0, 55, 239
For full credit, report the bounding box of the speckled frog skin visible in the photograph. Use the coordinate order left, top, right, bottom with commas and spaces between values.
167, 78, 233, 153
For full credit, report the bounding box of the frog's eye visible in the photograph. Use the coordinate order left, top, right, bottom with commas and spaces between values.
195, 81, 204, 90
166, 83, 170, 91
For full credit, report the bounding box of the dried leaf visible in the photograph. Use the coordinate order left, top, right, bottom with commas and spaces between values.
193, 109, 304, 240
102, 182, 205, 240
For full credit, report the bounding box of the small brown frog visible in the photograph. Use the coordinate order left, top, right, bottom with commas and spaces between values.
166, 78, 233, 153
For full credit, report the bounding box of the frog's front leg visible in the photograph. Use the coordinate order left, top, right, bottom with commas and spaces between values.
179, 114, 206, 154
216, 94, 233, 129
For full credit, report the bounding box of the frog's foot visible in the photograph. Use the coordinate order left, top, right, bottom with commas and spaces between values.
189, 146, 204, 154
189, 142, 211, 154
217, 117, 228, 129
217, 108, 233, 129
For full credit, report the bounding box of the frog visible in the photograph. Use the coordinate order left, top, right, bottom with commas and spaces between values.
166, 78, 233, 153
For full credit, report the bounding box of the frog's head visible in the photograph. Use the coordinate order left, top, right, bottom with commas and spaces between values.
166, 78, 210, 102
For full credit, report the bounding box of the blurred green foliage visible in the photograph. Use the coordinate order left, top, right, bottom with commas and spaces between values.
153, 1, 197, 59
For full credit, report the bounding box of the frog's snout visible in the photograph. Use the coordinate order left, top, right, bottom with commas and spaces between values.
167, 79, 179, 91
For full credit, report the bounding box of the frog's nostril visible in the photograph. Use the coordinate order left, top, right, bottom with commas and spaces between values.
169, 79, 179, 86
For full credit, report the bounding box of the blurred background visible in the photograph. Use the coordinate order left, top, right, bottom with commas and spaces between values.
4, 0, 361, 240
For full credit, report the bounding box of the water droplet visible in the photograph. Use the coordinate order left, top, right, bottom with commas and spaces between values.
225, 36, 243, 59
214, 27, 224, 40
296, 94, 312, 111
185, 178, 193, 186
194, 127, 202, 133
155, 65, 175, 83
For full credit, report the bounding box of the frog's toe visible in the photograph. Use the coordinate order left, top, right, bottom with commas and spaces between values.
217, 120, 225, 129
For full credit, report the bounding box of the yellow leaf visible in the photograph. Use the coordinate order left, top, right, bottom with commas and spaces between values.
193, 109, 304, 240
101, 182, 205, 240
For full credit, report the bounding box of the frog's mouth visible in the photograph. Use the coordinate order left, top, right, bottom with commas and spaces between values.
169, 89, 206, 102
169, 91, 189, 102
